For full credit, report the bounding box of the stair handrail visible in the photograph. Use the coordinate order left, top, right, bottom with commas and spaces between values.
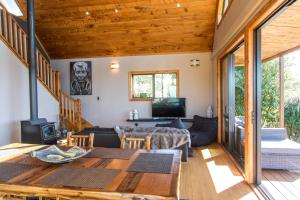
0, 6, 60, 99
1, 6, 84, 131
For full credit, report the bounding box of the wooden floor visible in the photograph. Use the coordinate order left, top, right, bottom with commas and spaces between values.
262, 169, 300, 200
180, 144, 259, 200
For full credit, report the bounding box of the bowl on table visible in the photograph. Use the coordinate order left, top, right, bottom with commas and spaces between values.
31, 145, 91, 164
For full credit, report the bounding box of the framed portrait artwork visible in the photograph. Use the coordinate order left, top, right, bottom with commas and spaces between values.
70, 61, 92, 95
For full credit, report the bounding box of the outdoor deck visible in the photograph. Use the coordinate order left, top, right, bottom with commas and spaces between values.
262, 169, 300, 200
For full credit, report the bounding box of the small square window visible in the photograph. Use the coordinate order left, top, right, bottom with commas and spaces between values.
129, 70, 179, 101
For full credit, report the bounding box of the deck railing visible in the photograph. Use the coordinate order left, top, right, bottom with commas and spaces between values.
0, 6, 83, 131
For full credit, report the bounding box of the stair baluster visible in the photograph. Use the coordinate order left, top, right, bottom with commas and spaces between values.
60, 91, 85, 131
0, 6, 90, 132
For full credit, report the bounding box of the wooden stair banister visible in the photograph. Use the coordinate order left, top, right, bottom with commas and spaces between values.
60, 91, 84, 132
0, 5, 91, 132
0, 6, 60, 100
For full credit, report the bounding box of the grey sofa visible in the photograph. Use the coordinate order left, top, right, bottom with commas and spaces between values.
77, 127, 189, 162
237, 127, 300, 170
188, 116, 218, 147
156, 116, 218, 147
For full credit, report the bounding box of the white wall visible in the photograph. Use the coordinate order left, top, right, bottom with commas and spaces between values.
0, 41, 59, 146
51, 53, 213, 127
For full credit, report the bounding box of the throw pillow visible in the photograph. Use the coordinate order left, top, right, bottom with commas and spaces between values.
170, 118, 186, 129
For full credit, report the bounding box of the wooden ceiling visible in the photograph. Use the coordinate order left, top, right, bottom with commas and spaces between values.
234, 0, 300, 65
16, 0, 217, 59
261, 0, 300, 61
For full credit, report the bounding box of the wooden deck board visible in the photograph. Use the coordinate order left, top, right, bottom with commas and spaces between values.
262, 169, 300, 200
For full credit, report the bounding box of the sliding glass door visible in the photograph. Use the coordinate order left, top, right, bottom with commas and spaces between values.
254, 1, 300, 199
221, 42, 245, 169
221, 56, 231, 150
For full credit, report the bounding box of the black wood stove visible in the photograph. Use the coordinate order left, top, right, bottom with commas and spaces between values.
20, 0, 58, 145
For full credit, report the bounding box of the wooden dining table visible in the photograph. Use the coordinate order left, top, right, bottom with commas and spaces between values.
0, 143, 181, 200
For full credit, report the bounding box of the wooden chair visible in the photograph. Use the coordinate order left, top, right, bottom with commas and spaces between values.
120, 135, 151, 151
66, 132, 94, 148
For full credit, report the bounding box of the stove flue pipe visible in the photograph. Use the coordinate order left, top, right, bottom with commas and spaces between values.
27, 0, 38, 120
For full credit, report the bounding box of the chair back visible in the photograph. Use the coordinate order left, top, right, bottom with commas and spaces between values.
121, 135, 151, 151
66, 132, 94, 148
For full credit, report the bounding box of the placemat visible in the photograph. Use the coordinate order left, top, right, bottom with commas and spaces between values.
0, 163, 38, 182
37, 166, 120, 189
127, 153, 174, 174
84, 148, 136, 160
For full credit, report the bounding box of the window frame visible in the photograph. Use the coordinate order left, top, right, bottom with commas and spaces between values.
128, 70, 180, 101
216, 0, 234, 26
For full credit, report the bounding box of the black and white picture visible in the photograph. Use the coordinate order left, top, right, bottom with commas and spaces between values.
70, 61, 92, 95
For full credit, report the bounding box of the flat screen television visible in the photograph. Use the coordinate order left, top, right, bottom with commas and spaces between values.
152, 98, 186, 118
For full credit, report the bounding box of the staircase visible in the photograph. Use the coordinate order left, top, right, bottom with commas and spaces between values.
0, 7, 92, 132
60, 92, 93, 131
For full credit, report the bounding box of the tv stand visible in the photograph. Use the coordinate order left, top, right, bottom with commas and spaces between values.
126, 118, 193, 123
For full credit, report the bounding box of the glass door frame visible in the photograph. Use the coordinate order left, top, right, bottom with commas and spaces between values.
221, 53, 235, 151
220, 41, 245, 169
217, 0, 293, 186
253, 0, 297, 188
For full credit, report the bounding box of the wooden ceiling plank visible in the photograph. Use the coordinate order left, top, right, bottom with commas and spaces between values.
16, 0, 217, 58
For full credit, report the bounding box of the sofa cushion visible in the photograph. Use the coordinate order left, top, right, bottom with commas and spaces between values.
237, 127, 287, 141
190, 131, 212, 147
261, 139, 300, 155
189, 115, 218, 132
261, 128, 287, 140
80, 127, 116, 134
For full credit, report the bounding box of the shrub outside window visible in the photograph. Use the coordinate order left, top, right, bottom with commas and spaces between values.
129, 70, 179, 101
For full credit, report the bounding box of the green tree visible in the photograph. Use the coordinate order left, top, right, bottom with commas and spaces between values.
285, 98, 300, 142
235, 57, 300, 142
235, 67, 245, 116
261, 59, 280, 128
234, 59, 280, 127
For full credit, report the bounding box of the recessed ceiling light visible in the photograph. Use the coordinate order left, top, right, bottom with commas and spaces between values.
143, 5, 149, 12
114, 8, 119, 13
85, 11, 90, 16
176, 3, 181, 8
